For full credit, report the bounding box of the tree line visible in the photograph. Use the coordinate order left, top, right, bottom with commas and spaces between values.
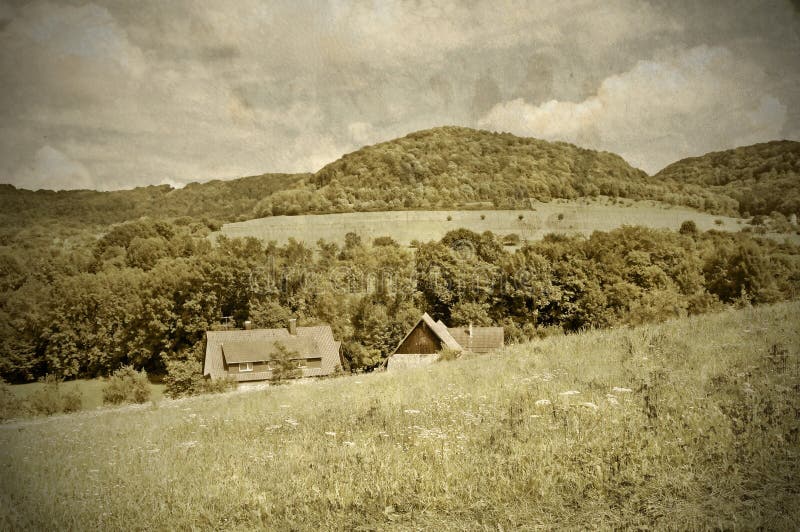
1, 215, 798, 382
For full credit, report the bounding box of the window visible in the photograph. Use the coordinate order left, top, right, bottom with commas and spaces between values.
239, 362, 253, 372
304, 358, 322, 369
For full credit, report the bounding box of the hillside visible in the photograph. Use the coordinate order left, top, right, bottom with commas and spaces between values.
0, 172, 308, 235
1, 302, 798, 529
254, 126, 738, 217
655, 140, 800, 216
1, 127, 767, 240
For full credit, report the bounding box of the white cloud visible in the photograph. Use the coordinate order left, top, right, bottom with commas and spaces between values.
15, 145, 96, 191
478, 45, 788, 173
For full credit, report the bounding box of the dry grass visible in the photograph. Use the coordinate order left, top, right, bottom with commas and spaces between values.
1, 302, 799, 530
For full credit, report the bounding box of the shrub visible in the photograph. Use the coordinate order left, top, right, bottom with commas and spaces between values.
436, 348, 462, 362
557, 213, 564, 221
446, 215, 452, 221
163, 359, 237, 399
518, 214, 524, 220
714, 219, 724, 225
502, 233, 521, 246
679, 220, 698, 235
0, 378, 25, 421
164, 359, 206, 399
270, 342, 303, 384
480, 214, 486, 220
28, 375, 65, 416
102, 366, 151, 405
61, 389, 83, 413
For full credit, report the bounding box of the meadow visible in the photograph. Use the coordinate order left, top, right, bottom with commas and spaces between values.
216, 197, 757, 246
7, 379, 166, 413
1, 302, 798, 530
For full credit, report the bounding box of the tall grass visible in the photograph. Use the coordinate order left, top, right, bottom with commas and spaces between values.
1, 302, 798, 530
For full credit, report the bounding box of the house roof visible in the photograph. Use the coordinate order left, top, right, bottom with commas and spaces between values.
392, 313, 463, 355
447, 326, 504, 353
222, 337, 319, 363
204, 325, 340, 379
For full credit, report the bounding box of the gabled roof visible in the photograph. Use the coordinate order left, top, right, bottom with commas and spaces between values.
447, 326, 504, 353
204, 325, 340, 379
392, 313, 462, 355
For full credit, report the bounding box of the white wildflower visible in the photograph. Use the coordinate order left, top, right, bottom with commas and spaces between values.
559, 390, 580, 396
180, 440, 199, 448
285, 418, 299, 426
324, 431, 336, 437
279, 404, 290, 409
580, 402, 599, 410
343, 441, 355, 447
404, 409, 421, 414
535, 399, 551, 406
612, 387, 632, 393
606, 395, 619, 405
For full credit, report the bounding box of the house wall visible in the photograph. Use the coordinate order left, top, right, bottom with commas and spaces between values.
395, 323, 442, 354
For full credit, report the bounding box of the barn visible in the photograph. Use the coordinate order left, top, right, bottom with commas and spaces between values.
203, 319, 342, 382
387, 313, 504, 370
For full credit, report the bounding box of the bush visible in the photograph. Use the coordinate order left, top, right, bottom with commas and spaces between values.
61, 389, 83, 413
436, 348, 462, 362
163, 359, 236, 399
679, 220, 698, 235
0, 378, 25, 421
270, 342, 303, 384
163, 359, 206, 399
102, 366, 151, 405
29, 375, 65, 416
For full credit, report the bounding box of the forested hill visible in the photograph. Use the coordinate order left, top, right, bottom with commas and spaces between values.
654, 140, 800, 217
0, 173, 307, 234
4, 128, 798, 237
253, 126, 737, 217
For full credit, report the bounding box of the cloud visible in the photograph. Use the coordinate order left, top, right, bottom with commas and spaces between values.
478, 46, 788, 173
15, 145, 95, 191
0, 1, 798, 190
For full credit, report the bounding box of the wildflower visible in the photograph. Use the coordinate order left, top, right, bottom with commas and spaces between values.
611, 387, 632, 393
279, 404, 290, 409
343, 441, 355, 447
180, 440, 199, 448
535, 399, 551, 406
580, 402, 599, 410
404, 409, 421, 414
325, 431, 336, 437
606, 395, 619, 405
285, 418, 299, 426
559, 390, 580, 396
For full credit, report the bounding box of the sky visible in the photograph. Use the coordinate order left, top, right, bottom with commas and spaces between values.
0, 0, 798, 191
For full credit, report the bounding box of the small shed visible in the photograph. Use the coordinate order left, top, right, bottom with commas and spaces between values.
387, 313, 504, 370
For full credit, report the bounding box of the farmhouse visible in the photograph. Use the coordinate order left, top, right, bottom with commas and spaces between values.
203, 319, 342, 382
387, 313, 504, 370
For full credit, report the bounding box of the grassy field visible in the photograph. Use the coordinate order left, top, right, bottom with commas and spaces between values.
1, 302, 798, 529
215, 197, 763, 246
7, 379, 166, 413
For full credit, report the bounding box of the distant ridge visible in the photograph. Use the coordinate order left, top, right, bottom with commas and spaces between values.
2, 127, 796, 233
654, 140, 800, 216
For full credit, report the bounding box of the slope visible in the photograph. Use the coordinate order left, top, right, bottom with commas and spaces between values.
1, 302, 797, 529
654, 140, 800, 216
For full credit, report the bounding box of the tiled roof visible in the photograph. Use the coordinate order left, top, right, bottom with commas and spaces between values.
447, 326, 504, 353
204, 326, 340, 381
222, 337, 318, 363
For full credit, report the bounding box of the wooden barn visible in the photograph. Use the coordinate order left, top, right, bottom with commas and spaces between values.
388, 313, 504, 370
203, 319, 342, 382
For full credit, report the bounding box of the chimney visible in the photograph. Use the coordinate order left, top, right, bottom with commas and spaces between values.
288, 318, 297, 336
243, 320, 252, 330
